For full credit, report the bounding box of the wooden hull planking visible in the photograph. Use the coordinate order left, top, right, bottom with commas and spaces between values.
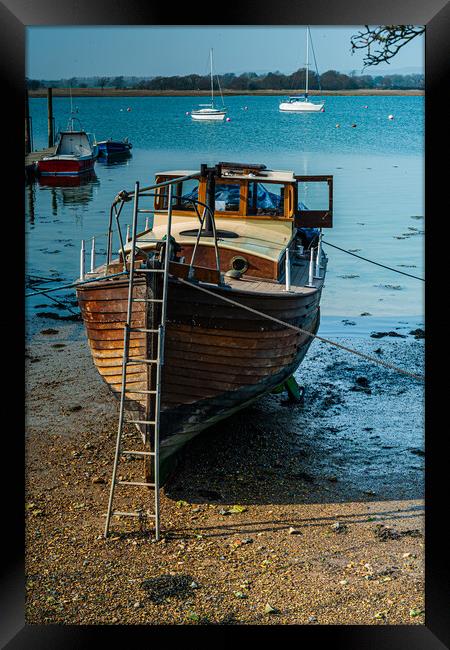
77, 272, 321, 461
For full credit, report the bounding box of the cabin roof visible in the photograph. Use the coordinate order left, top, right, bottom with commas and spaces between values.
126, 216, 293, 263
155, 169, 296, 183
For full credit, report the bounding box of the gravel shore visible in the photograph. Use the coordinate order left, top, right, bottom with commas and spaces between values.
25, 320, 424, 625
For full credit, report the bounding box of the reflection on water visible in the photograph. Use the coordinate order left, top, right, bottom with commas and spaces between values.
37, 172, 99, 208
96, 151, 132, 166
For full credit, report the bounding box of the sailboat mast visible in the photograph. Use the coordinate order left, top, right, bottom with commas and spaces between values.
305, 26, 309, 98
210, 49, 214, 107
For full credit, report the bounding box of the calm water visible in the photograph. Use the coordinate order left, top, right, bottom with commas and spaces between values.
26, 94, 424, 319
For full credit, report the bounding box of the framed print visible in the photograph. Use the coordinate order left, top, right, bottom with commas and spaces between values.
1, 0, 449, 646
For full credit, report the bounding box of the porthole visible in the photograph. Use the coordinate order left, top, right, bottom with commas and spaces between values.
230, 256, 249, 273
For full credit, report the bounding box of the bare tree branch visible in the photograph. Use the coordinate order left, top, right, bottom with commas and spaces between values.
351, 25, 425, 68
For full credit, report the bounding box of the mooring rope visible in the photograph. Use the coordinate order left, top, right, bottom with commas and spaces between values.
25, 268, 424, 380
322, 240, 425, 281
171, 275, 425, 382
24, 271, 128, 298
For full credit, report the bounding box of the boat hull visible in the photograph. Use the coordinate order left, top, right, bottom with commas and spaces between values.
77, 273, 321, 478
37, 156, 96, 176
191, 111, 226, 121
97, 141, 132, 156
279, 101, 324, 112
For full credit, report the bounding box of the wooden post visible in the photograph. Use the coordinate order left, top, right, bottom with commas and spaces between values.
47, 87, 54, 148
25, 88, 31, 154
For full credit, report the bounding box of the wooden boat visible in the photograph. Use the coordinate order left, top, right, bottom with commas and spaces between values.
76, 162, 333, 480
37, 116, 97, 177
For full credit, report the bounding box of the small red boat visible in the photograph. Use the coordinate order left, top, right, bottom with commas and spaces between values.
37, 117, 97, 177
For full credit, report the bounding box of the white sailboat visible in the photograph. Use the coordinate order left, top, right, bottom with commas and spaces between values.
191, 49, 227, 121
279, 27, 325, 113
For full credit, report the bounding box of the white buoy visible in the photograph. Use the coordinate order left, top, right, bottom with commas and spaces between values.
185, 111, 190, 116
226, 117, 231, 122
335, 124, 340, 128
388, 114, 394, 120
127, 107, 132, 112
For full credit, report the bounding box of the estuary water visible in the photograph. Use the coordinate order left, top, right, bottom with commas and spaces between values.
26, 94, 424, 322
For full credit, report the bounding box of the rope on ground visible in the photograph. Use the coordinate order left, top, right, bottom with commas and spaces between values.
171, 275, 425, 382
321, 240, 425, 281
25, 271, 128, 298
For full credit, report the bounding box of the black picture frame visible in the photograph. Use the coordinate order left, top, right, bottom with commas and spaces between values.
3, 0, 448, 646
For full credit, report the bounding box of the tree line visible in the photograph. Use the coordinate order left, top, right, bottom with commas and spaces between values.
26, 69, 424, 92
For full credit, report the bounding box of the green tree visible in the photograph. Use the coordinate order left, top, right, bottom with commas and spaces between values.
96, 77, 109, 91
111, 76, 125, 89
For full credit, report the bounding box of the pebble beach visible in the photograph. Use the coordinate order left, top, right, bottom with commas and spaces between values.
25, 317, 424, 625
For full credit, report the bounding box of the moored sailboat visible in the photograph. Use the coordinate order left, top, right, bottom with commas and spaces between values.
279, 26, 325, 113
191, 49, 227, 121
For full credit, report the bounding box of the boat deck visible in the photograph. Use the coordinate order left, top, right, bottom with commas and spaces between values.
223, 253, 322, 295
88, 250, 323, 299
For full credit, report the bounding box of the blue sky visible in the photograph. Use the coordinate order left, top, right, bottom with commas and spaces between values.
27, 26, 424, 79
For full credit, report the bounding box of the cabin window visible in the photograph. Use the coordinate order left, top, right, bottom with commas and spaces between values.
296, 180, 329, 212
213, 182, 242, 213
155, 177, 200, 212
295, 176, 333, 228
247, 182, 284, 217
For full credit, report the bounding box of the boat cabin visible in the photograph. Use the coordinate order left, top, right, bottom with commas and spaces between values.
153, 163, 332, 226
123, 162, 333, 284
55, 131, 96, 158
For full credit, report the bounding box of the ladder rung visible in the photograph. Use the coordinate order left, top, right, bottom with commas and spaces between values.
134, 268, 165, 273
137, 209, 152, 213
122, 450, 155, 456
132, 298, 164, 303
117, 480, 156, 487
129, 327, 160, 333
126, 419, 156, 425
124, 389, 158, 395
111, 511, 156, 518
126, 357, 158, 364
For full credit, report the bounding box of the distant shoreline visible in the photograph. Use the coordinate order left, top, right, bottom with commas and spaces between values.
29, 88, 424, 98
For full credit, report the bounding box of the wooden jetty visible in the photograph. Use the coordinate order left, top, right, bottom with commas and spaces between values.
25, 87, 56, 180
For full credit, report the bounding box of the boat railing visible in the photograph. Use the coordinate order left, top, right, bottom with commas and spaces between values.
103, 172, 221, 284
